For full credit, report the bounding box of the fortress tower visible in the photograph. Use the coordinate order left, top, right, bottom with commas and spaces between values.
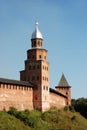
55, 74, 71, 106
20, 22, 50, 111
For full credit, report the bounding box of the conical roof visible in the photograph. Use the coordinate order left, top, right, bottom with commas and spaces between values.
57, 74, 70, 87
31, 22, 43, 39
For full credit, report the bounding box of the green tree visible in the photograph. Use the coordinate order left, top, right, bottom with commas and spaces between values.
71, 98, 87, 118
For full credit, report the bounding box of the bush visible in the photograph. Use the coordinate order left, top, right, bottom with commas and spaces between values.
41, 109, 59, 123
69, 106, 75, 112
8, 107, 18, 116
63, 106, 69, 111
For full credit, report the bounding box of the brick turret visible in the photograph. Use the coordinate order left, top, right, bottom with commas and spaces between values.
55, 74, 71, 106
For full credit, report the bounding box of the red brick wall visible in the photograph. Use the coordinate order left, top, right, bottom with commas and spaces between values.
49, 92, 66, 109
0, 83, 33, 111
56, 87, 71, 106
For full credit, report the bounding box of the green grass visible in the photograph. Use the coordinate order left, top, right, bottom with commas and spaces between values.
0, 111, 32, 130
0, 108, 87, 130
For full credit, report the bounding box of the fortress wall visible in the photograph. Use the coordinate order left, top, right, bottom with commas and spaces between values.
49, 92, 66, 109
0, 83, 33, 111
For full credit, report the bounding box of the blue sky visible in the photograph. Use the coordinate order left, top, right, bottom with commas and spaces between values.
0, 0, 87, 99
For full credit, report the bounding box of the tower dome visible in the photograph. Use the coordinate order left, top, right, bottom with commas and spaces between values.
31, 22, 43, 39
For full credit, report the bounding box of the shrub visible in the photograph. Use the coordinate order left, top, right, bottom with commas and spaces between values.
8, 107, 18, 116
63, 106, 69, 111
69, 106, 75, 112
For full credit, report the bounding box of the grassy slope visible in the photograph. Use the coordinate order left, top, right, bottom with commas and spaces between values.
0, 111, 32, 130
0, 108, 87, 130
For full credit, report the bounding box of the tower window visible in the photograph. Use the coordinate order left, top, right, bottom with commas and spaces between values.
39, 55, 42, 59
38, 41, 40, 46
41, 42, 42, 46
33, 65, 35, 69
37, 76, 39, 80
32, 76, 35, 81
32, 41, 36, 47
43, 66, 44, 69
66, 92, 68, 95
32, 55, 35, 59
43, 86, 45, 90
29, 66, 31, 70
37, 65, 39, 69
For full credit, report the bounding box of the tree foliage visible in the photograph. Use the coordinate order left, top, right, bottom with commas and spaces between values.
72, 98, 87, 118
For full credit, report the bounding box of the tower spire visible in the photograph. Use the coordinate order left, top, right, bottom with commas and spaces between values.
58, 73, 70, 87
31, 22, 43, 39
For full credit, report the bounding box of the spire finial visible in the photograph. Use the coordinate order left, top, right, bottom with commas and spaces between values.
35, 21, 39, 31
31, 22, 43, 39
